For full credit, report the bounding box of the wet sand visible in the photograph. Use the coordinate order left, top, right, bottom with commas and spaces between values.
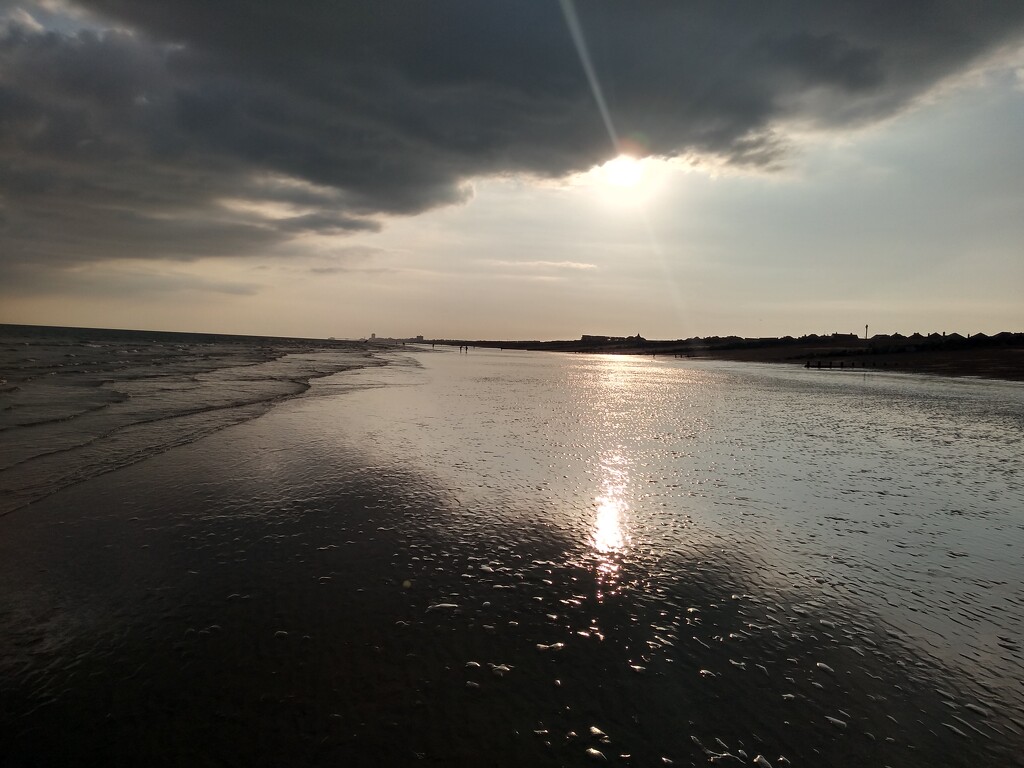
2, 353, 1023, 767
1, 435, 1008, 767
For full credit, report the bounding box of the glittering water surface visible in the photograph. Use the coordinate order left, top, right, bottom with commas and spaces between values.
2, 347, 1023, 766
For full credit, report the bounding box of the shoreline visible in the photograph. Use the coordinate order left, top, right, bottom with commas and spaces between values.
0, 325, 389, 517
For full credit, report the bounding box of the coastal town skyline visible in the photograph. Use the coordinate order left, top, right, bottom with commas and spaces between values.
2, 2, 1023, 339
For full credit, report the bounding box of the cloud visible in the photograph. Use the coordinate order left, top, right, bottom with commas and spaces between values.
491, 260, 598, 271
2, 0, 1024, 277
1, 7, 44, 34
275, 212, 382, 236
297, 245, 395, 275
1, 258, 259, 297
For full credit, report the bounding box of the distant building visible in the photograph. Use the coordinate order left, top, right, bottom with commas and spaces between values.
580, 333, 646, 344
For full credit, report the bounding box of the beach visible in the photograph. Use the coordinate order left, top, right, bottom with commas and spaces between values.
3, 331, 1024, 766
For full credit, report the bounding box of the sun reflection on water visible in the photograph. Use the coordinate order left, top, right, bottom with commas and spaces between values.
591, 452, 631, 598
593, 493, 626, 554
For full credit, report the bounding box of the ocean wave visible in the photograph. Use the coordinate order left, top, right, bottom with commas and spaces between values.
0, 325, 382, 516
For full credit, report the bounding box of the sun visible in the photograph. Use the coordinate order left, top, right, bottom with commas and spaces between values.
601, 154, 644, 187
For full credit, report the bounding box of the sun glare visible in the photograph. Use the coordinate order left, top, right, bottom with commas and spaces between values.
602, 154, 644, 187
573, 153, 671, 208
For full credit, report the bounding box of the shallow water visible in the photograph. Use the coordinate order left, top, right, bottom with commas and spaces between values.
2, 346, 1023, 766
0, 324, 376, 516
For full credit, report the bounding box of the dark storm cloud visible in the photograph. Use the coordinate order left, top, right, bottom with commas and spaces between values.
2, 0, 1024, 275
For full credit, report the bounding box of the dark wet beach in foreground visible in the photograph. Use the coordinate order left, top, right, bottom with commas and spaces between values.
3, 340, 1024, 766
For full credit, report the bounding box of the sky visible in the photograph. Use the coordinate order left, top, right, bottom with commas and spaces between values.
1, 1, 1023, 340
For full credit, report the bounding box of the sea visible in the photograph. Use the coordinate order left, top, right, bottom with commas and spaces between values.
2, 324, 1023, 767
0, 324, 378, 517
